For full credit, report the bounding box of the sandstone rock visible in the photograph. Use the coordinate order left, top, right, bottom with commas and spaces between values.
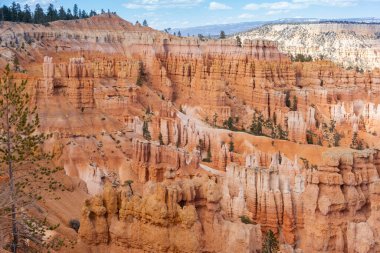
347, 222, 375, 253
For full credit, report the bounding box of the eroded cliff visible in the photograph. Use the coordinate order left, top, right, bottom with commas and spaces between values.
1, 14, 380, 253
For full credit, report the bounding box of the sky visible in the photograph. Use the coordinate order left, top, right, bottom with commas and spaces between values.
3, 0, 380, 29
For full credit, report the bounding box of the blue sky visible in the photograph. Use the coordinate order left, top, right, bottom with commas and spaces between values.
4, 0, 380, 29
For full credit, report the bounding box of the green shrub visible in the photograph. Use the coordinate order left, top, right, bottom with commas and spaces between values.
240, 215, 253, 224
262, 230, 279, 253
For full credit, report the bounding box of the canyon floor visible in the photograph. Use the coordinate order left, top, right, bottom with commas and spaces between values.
1, 14, 380, 253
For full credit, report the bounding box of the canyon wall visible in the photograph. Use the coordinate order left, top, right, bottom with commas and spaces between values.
238, 23, 380, 70
1, 14, 380, 253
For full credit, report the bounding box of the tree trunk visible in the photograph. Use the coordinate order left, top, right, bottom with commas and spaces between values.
8, 154, 18, 253
6, 87, 18, 253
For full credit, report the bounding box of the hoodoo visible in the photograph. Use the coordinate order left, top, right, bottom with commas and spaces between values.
0, 7, 380, 253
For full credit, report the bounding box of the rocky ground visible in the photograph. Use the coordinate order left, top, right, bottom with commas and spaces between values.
238, 23, 380, 70
0, 14, 380, 253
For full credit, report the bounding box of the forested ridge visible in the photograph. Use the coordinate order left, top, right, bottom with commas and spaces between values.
0, 2, 115, 24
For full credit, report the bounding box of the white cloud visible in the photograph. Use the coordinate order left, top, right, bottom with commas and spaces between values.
123, 0, 203, 10
244, 1, 304, 11
292, 0, 357, 7
209, 2, 231, 10
266, 10, 289, 15
238, 13, 256, 19
243, 0, 359, 12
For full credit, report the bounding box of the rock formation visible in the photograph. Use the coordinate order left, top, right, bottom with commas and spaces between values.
238, 23, 380, 70
0, 14, 380, 253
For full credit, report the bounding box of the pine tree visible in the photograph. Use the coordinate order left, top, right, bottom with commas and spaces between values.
142, 121, 151, 141
262, 230, 279, 253
14, 3, 22, 22
0, 65, 62, 252
350, 132, 364, 150
33, 4, 45, 24
236, 36, 242, 47
10, 2, 17, 22
143, 19, 148, 26
22, 4, 32, 23
12, 56, 19, 71
58, 6, 66, 20
1, 3, 96, 23
250, 112, 263, 136
136, 61, 146, 86
223, 117, 235, 130
1, 6, 11, 21
73, 4, 79, 18
229, 141, 234, 152
81, 10, 88, 18
89, 10, 97, 17
66, 8, 73, 20
46, 4, 58, 22
219, 30, 226, 39
178, 30, 182, 37
213, 113, 218, 127
277, 124, 288, 140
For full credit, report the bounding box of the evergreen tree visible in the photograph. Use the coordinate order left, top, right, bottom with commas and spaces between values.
219, 30, 226, 39
262, 230, 279, 253
12, 56, 19, 71
178, 30, 182, 37
46, 4, 58, 22
229, 141, 234, 152
277, 124, 288, 140
1, 5, 11, 21
58, 6, 66, 20
14, 3, 22, 22
33, 4, 45, 24
143, 19, 148, 26
350, 132, 364, 150
0, 3, 98, 23
213, 113, 218, 127
0, 65, 62, 252
66, 8, 73, 20
81, 10, 88, 18
136, 61, 147, 86
73, 4, 79, 18
322, 120, 342, 147
223, 117, 235, 130
250, 112, 264, 136
22, 4, 32, 23
10, 2, 17, 22
89, 10, 97, 17
236, 36, 242, 47
142, 121, 151, 141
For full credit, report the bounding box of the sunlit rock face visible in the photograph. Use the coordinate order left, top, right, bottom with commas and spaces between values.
2, 14, 380, 253
238, 23, 380, 70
